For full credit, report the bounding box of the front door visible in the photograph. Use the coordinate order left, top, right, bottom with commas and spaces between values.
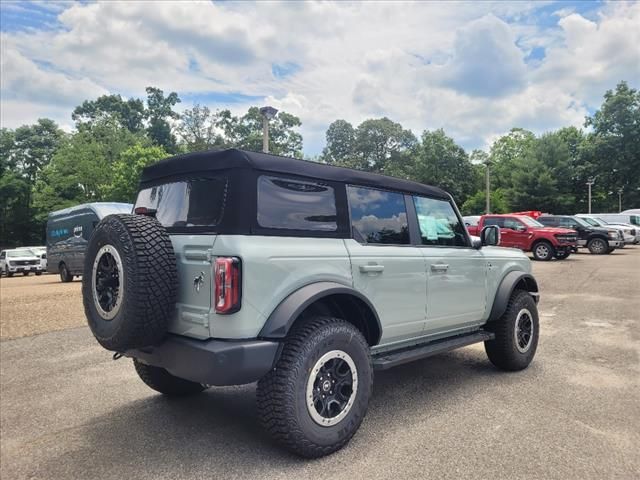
500, 217, 529, 249
345, 186, 427, 345
412, 196, 487, 334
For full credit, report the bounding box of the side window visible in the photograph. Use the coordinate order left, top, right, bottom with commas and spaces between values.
257, 176, 337, 231
0, 251, 5, 259
347, 186, 409, 245
539, 217, 555, 227
484, 217, 505, 228
559, 217, 576, 228
504, 217, 524, 230
413, 196, 468, 247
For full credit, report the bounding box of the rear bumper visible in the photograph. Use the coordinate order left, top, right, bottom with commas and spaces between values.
126, 335, 281, 386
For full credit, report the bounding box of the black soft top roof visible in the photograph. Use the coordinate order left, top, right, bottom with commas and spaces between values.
140, 148, 450, 199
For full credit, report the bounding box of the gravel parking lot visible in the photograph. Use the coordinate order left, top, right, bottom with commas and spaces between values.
1, 249, 639, 479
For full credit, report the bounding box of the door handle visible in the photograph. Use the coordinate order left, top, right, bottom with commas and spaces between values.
430, 263, 449, 272
359, 264, 384, 274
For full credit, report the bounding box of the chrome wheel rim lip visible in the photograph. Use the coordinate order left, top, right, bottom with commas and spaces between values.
514, 308, 534, 353
306, 350, 358, 427
92, 245, 124, 320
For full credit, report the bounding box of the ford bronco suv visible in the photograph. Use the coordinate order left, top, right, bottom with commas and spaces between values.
82, 149, 540, 458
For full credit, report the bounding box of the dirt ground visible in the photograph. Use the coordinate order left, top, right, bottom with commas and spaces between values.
0, 273, 84, 339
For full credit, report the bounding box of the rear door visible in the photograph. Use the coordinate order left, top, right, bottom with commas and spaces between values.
345, 186, 427, 345
412, 196, 487, 334
134, 177, 227, 339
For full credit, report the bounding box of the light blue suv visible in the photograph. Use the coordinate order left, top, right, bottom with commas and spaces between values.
82, 149, 540, 458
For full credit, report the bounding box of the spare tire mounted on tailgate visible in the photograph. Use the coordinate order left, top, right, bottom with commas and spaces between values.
82, 214, 177, 351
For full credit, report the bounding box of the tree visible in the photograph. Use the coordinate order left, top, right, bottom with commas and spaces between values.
321, 120, 356, 164
177, 104, 225, 152
8, 119, 64, 183
584, 81, 640, 210
102, 144, 167, 202
353, 118, 417, 173
390, 129, 477, 205
214, 107, 303, 157
461, 188, 510, 215
145, 87, 181, 152
72, 94, 146, 133
489, 128, 536, 189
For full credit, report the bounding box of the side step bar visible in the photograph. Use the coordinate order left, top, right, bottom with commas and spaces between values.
372, 330, 495, 371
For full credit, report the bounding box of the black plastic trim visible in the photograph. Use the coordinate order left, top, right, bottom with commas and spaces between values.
126, 335, 280, 386
259, 281, 382, 343
489, 271, 539, 322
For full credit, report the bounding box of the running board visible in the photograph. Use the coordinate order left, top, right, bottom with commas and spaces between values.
372, 331, 495, 371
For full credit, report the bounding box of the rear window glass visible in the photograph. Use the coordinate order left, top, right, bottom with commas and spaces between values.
257, 176, 337, 231
347, 186, 409, 244
135, 177, 227, 228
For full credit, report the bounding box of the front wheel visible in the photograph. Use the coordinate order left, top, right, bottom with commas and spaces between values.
485, 290, 539, 371
587, 237, 608, 254
133, 359, 206, 396
257, 316, 373, 458
35, 271, 43, 276
59, 263, 73, 282
532, 241, 555, 261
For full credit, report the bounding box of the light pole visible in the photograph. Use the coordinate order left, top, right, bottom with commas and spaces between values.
586, 178, 595, 214
483, 159, 492, 214
259, 106, 278, 153
618, 188, 623, 213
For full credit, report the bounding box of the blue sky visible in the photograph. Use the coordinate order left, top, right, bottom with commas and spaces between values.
1, 1, 638, 155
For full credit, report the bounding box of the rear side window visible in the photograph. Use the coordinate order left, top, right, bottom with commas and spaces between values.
413, 196, 467, 247
257, 176, 337, 231
135, 177, 227, 228
484, 217, 505, 227
347, 186, 409, 244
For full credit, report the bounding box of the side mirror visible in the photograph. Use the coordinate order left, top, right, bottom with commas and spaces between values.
481, 225, 501, 246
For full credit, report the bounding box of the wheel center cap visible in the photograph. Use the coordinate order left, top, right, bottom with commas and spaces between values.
322, 380, 332, 392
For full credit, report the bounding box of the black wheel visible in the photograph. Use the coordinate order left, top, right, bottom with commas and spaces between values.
133, 359, 206, 396
23, 271, 30, 276
35, 271, 43, 276
6, 267, 13, 278
532, 241, 555, 261
554, 250, 570, 260
59, 263, 73, 282
82, 214, 177, 352
484, 290, 539, 371
257, 316, 373, 458
587, 237, 608, 254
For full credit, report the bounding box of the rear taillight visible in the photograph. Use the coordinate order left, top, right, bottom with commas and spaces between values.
214, 257, 241, 314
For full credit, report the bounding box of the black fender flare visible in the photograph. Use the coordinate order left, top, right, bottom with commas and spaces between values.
258, 281, 382, 343
488, 271, 539, 322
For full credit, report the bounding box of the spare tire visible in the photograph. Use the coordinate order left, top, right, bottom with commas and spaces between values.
82, 214, 177, 351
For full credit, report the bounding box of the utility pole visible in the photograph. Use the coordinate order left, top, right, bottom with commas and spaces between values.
484, 159, 491, 214
586, 178, 595, 214
259, 106, 278, 153
618, 188, 623, 213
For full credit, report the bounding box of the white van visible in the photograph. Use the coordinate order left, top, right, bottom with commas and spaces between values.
593, 213, 640, 227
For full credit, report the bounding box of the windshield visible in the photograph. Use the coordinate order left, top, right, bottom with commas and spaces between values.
7, 250, 34, 258
582, 217, 601, 226
573, 217, 591, 227
519, 216, 544, 227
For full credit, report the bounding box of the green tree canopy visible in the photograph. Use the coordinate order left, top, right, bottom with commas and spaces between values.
72, 94, 146, 133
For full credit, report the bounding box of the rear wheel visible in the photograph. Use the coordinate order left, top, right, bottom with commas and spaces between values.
257, 316, 373, 458
59, 263, 73, 282
133, 359, 206, 396
587, 237, 608, 254
532, 241, 555, 261
485, 290, 539, 371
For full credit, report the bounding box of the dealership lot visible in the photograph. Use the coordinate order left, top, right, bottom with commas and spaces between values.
1, 249, 639, 479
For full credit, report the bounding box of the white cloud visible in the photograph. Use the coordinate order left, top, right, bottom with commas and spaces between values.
1, 0, 638, 154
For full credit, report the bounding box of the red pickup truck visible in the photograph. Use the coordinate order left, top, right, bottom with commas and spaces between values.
467, 214, 578, 261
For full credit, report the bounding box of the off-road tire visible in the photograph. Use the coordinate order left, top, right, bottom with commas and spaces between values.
554, 250, 570, 260
133, 359, 206, 396
59, 263, 73, 282
257, 316, 373, 458
532, 241, 555, 261
82, 214, 177, 352
484, 290, 539, 371
587, 237, 608, 254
